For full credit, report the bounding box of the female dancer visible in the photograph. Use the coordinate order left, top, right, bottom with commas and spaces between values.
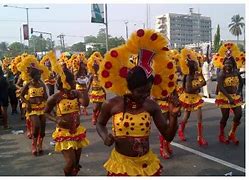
19, 55, 49, 155
96, 29, 179, 176
45, 52, 89, 176
178, 48, 208, 146
87, 52, 106, 125
213, 43, 243, 145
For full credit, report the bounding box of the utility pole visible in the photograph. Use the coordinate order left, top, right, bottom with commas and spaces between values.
124, 21, 128, 40
3, 5, 49, 47
104, 4, 109, 51
57, 34, 65, 51
146, 4, 150, 28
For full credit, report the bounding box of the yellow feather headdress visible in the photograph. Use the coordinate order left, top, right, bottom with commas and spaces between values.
2, 57, 12, 71
47, 51, 71, 90
212, 42, 243, 69
87, 52, 104, 74
17, 55, 49, 82
71, 53, 87, 73
99, 29, 177, 98
179, 48, 198, 75
10, 55, 22, 75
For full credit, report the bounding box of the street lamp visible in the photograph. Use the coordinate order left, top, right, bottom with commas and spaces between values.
124, 20, 128, 40
3, 5, 49, 47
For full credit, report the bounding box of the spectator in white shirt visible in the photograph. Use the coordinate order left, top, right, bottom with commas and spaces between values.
202, 57, 212, 98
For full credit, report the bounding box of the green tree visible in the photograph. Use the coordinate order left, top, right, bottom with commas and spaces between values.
108, 37, 125, 49
84, 35, 98, 43
84, 28, 125, 55
8, 42, 28, 57
0, 42, 8, 59
228, 14, 244, 44
213, 25, 222, 53
237, 44, 245, 52
29, 35, 53, 52
71, 42, 86, 52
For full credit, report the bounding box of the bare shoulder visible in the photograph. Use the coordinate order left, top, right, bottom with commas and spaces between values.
144, 98, 160, 112
106, 96, 123, 105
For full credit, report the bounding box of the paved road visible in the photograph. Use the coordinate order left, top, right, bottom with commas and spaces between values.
0, 98, 245, 176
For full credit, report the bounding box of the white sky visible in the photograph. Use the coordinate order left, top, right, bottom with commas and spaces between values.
0, 1, 246, 47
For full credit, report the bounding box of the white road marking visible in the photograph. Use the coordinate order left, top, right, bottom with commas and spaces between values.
171, 142, 245, 173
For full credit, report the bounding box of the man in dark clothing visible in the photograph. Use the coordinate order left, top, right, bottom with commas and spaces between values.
0, 67, 10, 129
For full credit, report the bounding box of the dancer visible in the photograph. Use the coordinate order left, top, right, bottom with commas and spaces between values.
45, 52, 89, 176
178, 48, 208, 146
213, 43, 243, 145
87, 52, 106, 125
96, 29, 179, 176
19, 55, 49, 155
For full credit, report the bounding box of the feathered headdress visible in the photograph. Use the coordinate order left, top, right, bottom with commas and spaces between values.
99, 29, 177, 98
212, 42, 244, 69
47, 51, 71, 90
87, 51, 104, 74
17, 55, 49, 82
179, 48, 199, 75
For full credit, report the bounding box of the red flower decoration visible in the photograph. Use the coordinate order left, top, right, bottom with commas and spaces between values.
150, 33, 158, 41
168, 82, 175, 87
162, 46, 169, 51
119, 67, 128, 78
142, 163, 148, 168
124, 122, 129, 127
169, 74, 174, 80
145, 122, 150, 127
101, 70, 109, 78
137, 29, 145, 37
161, 90, 168, 96
167, 62, 173, 69
105, 81, 112, 88
236, 57, 239, 61
110, 50, 118, 57
154, 74, 162, 85
217, 54, 219, 56
105, 61, 112, 69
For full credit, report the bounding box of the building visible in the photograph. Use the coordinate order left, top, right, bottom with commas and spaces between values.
155, 8, 212, 49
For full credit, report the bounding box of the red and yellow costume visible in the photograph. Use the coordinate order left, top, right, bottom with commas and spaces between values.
177, 48, 208, 146
98, 29, 178, 175
89, 75, 105, 103
52, 93, 89, 152
104, 112, 162, 176
215, 76, 242, 108
212, 42, 245, 145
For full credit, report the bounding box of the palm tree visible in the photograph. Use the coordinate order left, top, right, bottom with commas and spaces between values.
228, 14, 245, 44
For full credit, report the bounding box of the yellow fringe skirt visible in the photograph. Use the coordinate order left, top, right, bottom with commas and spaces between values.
104, 149, 162, 176
27, 102, 46, 116
89, 89, 106, 103
215, 92, 242, 108
179, 92, 204, 111
52, 125, 89, 152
